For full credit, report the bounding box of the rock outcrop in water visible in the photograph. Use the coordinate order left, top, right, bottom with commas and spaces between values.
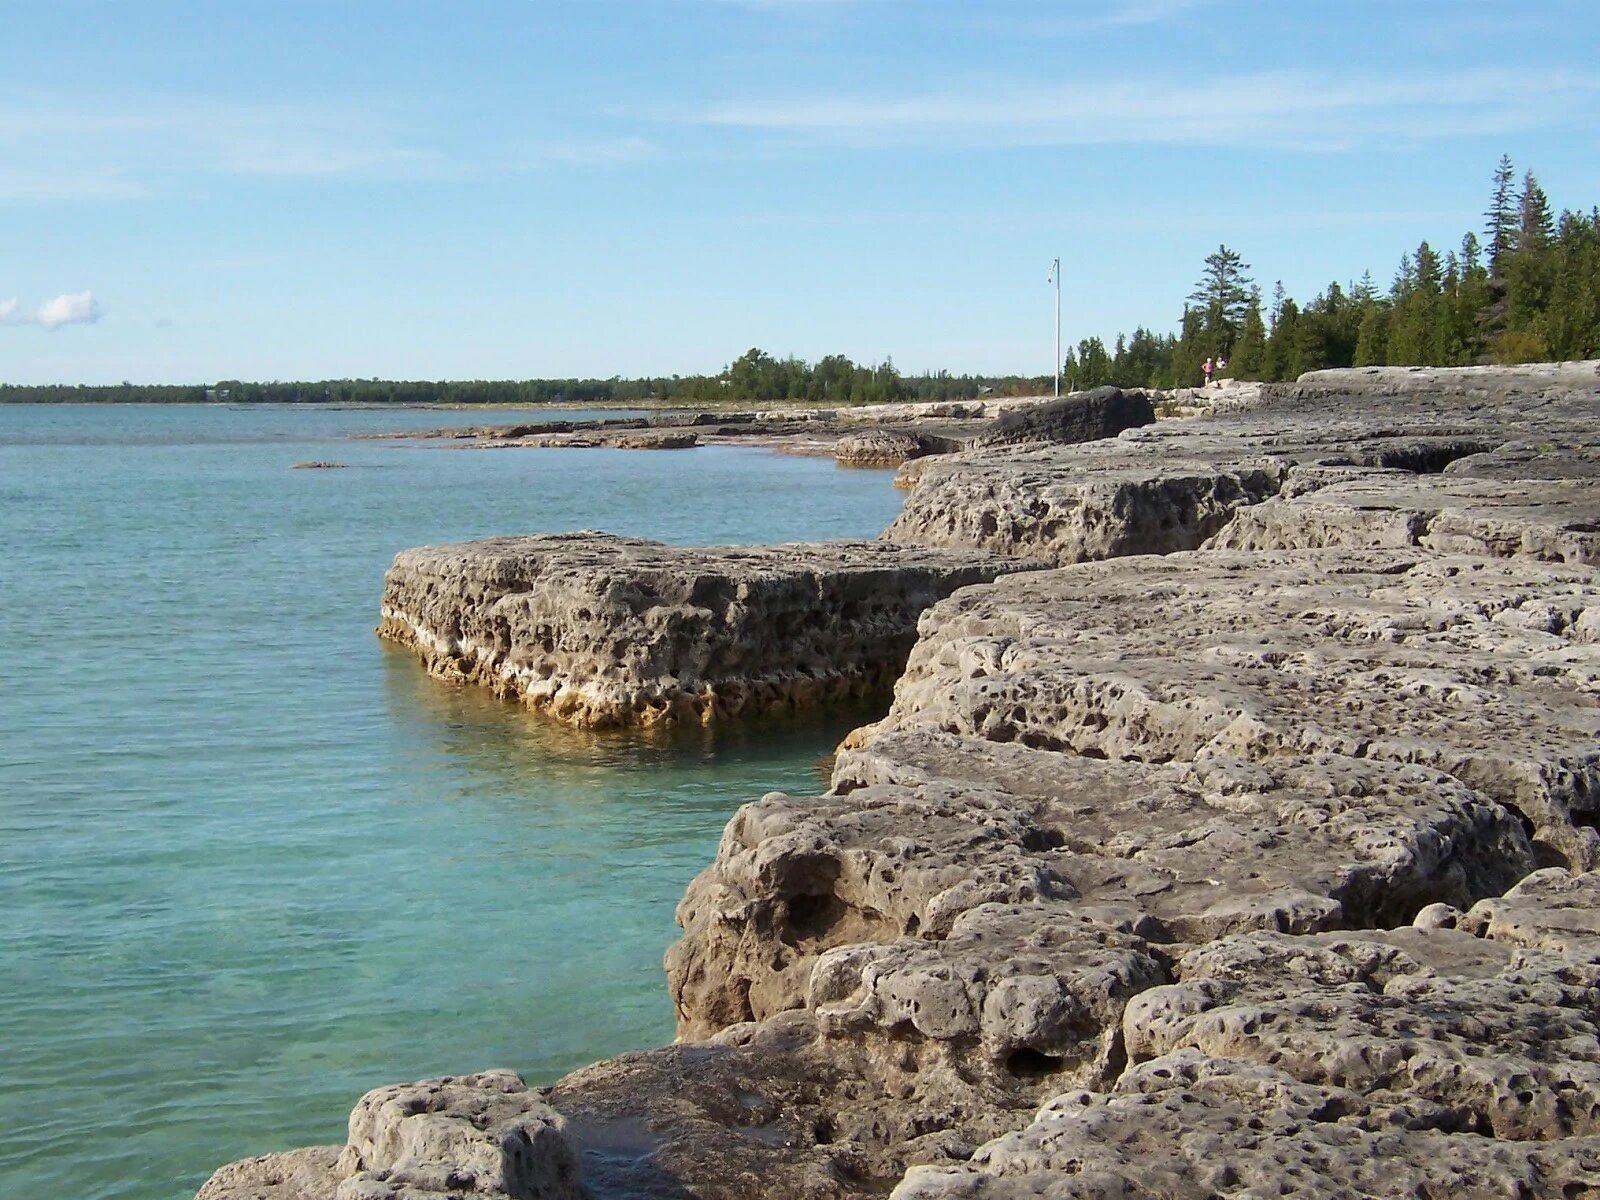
377, 533, 1043, 728
204, 363, 1600, 1200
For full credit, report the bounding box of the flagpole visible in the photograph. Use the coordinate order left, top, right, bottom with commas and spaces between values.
1051, 257, 1061, 399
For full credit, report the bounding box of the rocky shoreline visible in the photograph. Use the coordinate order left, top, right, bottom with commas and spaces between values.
204, 363, 1600, 1200
364, 386, 1161, 468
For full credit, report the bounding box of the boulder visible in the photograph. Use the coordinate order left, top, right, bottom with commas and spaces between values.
833, 428, 931, 468
973, 387, 1155, 449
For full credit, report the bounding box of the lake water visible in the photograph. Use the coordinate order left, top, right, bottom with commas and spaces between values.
0, 405, 906, 1200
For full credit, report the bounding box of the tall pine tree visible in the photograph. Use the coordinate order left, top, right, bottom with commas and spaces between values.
1187, 245, 1254, 356
1485, 154, 1518, 277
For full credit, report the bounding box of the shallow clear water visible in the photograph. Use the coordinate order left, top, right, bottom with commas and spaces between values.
0, 404, 906, 1200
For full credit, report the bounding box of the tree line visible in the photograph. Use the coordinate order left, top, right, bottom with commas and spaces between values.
1063, 155, 1600, 390
0, 349, 1052, 408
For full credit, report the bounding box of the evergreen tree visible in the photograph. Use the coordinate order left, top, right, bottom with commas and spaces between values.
1231, 287, 1267, 378
1485, 153, 1517, 277
1504, 172, 1559, 332
1109, 326, 1173, 388
1387, 241, 1444, 365
1263, 299, 1300, 381
1353, 300, 1390, 366
1541, 208, 1600, 360
1066, 337, 1113, 389
1517, 171, 1555, 254
1173, 307, 1207, 386
1187, 245, 1254, 355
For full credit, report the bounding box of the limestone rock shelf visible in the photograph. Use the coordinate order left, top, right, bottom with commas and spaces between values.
887, 367, 1600, 566
205, 363, 1600, 1200
377, 532, 1043, 729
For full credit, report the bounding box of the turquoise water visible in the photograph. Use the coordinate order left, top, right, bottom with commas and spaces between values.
0, 405, 905, 1200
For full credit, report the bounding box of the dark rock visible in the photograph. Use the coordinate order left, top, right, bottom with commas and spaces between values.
974, 386, 1155, 449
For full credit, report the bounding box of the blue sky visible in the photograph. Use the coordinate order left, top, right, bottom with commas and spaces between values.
2, 0, 1596, 385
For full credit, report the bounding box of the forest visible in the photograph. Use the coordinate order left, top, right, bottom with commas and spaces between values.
4, 156, 1594, 406
1061, 155, 1600, 391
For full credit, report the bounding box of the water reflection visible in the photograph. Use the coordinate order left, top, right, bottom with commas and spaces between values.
378, 641, 876, 791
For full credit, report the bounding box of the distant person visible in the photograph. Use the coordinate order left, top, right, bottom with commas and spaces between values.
1203, 356, 1214, 386
1218, 355, 1229, 374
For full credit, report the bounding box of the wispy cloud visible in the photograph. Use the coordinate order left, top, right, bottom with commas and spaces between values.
0, 90, 456, 202
0, 166, 147, 204
515, 136, 660, 168
686, 67, 1597, 152
0, 297, 18, 322
0, 88, 666, 202
967, 0, 1213, 35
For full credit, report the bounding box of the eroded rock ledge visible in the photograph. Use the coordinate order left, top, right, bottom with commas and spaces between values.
206, 364, 1600, 1200
377, 533, 1043, 728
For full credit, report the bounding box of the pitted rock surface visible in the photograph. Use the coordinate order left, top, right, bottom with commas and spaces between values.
1460, 866, 1600, 958
377, 532, 1042, 728
892, 1052, 1600, 1200
1124, 926, 1600, 1141
833, 428, 936, 467
1279, 361, 1600, 402
544, 1010, 1087, 1196
884, 440, 1282, 565
1207, 458, 1600, 563
878, 549, 1600, 868
888, 366, 1600, 565
200, 1073, 579, 1200
206, 365, 1600, 1200
669, 742, 1533, 1044
197, 1148, 342, 1200
334, 1071, 580, 1200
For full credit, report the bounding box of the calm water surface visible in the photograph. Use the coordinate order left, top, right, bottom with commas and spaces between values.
0, 404, 906, 1200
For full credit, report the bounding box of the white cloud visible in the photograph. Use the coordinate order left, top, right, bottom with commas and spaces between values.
0, 297, 18, 322
37, 291, 101, 329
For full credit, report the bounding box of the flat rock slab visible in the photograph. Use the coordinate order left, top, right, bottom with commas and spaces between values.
476, 430, 699, 450
1285, 361, 1600, 401
378, 532, 1044, 728
1209, 459, 1600, 564
879, 549, 1600, 868
888, 373, 1600, 566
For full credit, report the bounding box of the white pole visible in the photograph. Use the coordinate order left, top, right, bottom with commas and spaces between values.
1051, 257, 1061, 399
